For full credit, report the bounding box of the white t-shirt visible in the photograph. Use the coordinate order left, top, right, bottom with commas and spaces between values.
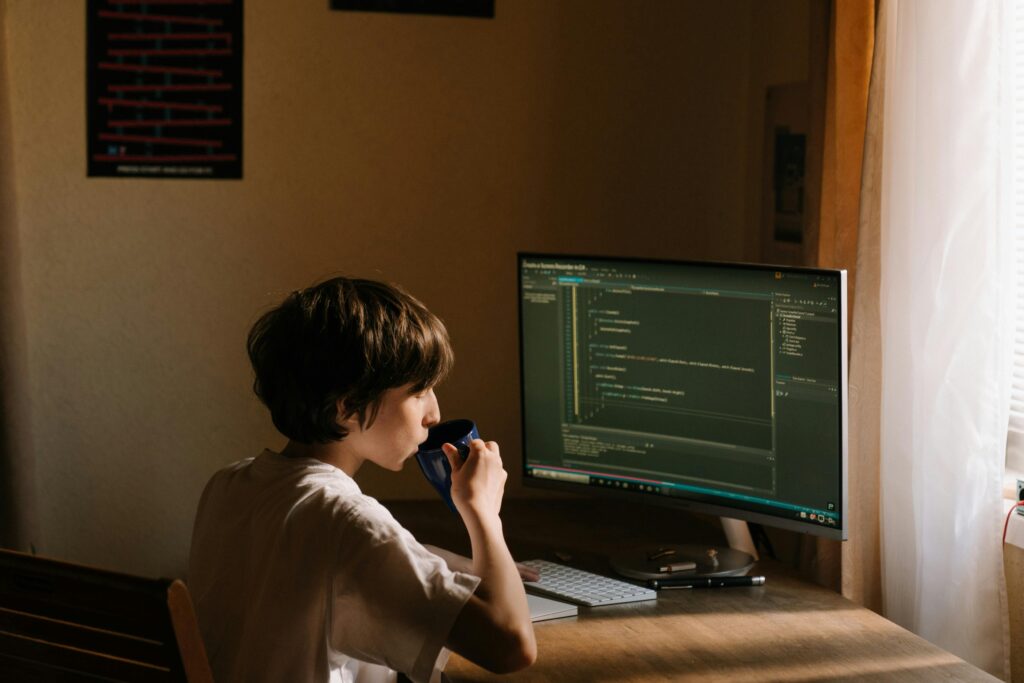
188, 450, 480, 683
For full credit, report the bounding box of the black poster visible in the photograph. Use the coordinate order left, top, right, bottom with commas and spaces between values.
87, 0, 244, 179
330, 0, 494, 18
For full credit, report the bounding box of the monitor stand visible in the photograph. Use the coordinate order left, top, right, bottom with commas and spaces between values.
609, 517, 758, 579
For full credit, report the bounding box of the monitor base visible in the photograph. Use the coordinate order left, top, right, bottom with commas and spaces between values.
610, 543, 755, 580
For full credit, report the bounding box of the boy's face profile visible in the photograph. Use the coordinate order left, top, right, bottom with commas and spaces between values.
340, 384, 441, 471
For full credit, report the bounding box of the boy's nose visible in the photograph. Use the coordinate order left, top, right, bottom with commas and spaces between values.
424, 389, 441, 427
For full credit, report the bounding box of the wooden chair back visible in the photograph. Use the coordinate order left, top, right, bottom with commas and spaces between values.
0, 548, 212, 682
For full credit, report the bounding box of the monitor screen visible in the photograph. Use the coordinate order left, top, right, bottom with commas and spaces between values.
518, 253, 847, 540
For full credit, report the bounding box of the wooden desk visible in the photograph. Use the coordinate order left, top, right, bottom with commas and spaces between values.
388, 499, 998, 683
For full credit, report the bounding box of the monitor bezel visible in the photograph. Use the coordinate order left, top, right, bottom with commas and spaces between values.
517, 252, 849, 541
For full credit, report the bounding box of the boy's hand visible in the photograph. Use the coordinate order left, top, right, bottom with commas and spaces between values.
516, 562, 541, 582
442, 439, 506, 522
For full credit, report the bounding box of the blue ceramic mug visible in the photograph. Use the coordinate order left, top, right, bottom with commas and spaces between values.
415, 419, 478, 513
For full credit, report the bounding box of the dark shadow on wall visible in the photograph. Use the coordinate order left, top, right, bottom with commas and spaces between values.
0, 0, 38, 553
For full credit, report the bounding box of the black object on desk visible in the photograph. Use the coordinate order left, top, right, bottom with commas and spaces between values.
649, 575, 766, 590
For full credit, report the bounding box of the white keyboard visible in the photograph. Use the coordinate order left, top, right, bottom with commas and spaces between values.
520, 559, 657, 607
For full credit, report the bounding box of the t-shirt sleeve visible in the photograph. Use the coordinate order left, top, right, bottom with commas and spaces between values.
328, 499, 481, 683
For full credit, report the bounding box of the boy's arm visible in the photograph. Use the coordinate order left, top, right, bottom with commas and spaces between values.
422, 544, 540, 583
422, 544, 472, 573
441, 441, 537, 674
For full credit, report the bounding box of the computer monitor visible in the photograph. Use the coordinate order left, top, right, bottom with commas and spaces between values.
518, 253, 847, 577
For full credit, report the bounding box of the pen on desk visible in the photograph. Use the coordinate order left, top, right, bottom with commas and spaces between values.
649, 575, 766, 590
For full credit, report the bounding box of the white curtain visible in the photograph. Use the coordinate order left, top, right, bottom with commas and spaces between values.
878, 0, 1011, 677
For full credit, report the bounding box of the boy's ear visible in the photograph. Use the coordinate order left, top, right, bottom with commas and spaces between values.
335, 399, 359, 431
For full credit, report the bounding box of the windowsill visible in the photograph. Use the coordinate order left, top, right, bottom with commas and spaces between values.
1004, 470, 1024, 501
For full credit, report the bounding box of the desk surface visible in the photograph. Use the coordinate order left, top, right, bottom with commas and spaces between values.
388, 499, 998, 683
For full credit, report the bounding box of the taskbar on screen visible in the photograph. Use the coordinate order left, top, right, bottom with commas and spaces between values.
526, 464, 840, 529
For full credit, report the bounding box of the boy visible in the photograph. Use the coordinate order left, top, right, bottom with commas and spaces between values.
188, 277, 537, 682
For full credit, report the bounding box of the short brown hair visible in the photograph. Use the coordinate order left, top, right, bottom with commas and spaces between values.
246, 277, 453, 443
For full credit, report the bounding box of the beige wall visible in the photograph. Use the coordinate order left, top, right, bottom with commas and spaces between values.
2, 1, 810, 577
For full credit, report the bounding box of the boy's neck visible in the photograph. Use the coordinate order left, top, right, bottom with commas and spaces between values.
280, 440, 362, 477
